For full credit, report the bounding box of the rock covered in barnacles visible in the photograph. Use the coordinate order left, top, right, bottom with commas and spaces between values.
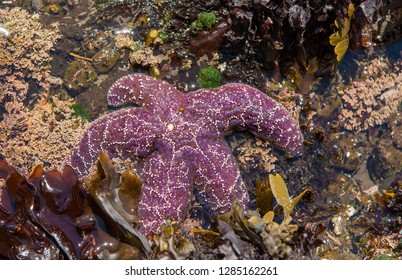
67, 74, 303, 234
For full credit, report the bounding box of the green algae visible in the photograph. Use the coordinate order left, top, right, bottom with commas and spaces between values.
192, 12, 217, 30
197, 66, 221, 88
69, 103, 91, 122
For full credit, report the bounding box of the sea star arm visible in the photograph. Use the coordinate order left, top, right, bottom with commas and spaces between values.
107, 74, 186, 111
193, 138, 249, 214
189, 83, 303, 154
67, 108, 158, 178
137, 148, 193, 234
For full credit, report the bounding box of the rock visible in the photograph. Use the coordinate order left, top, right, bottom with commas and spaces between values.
81, 30, 111, 57
368, 138, 402, 184
92, 44, 121, 74
389, 112, 402, 149
63, 60, 97, 95
329, 131, 367, 172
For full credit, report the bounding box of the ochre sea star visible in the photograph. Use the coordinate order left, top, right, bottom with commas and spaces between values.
67, 74, 303, 234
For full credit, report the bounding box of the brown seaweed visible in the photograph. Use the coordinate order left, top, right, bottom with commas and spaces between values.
223, 0, 384, 74
83, 152, 151, 256
0, 159, 148, 259
189, 20, 230, 58
0, 161, 86, 259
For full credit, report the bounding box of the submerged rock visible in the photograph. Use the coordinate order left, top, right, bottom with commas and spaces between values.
368, 137, 402, 184
328, 131, 367, 172
81, 30, 111, 57
63, 60, 97, 95
92, 44, 121, 74
389, 112, 402, 149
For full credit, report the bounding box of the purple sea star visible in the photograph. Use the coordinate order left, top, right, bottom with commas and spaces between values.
67, 74, 303, 234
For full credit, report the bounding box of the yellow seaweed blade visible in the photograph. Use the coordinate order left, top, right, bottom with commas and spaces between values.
269, 174, 290, 205
329, 31, 341, 46
290, 188, 309, 212
334, 37, 349, 61
382, 189, 395, 198
255, 177, 273, 215
334, 18, 340, 29
348, 3, 356, 18
191, 228, 220, 236
269, 173, 293, 216
263, 211, 275, 224
342, 18, 351, 35
98, 150, 113, 174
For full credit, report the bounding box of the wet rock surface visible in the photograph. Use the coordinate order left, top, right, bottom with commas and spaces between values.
92, 44, 121, 74
368, 137, 402, 184
328, 131, 367, 172
63, 60, 98, 95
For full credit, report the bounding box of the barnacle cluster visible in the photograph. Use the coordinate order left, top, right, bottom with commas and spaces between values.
338, 58, 402, 131
0, 7, 61, 106
0, 96, 88, 175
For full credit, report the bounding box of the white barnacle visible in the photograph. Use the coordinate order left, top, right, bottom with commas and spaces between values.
167, 123, 174, 131
0, 26, 9, 37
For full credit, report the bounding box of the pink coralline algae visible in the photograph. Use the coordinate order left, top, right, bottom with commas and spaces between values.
67, 75, 303, 234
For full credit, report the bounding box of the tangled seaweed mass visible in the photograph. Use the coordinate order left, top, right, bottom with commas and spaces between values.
67, 75, 303, 234
0, 161, 88, 259
0, 161, 148, 259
